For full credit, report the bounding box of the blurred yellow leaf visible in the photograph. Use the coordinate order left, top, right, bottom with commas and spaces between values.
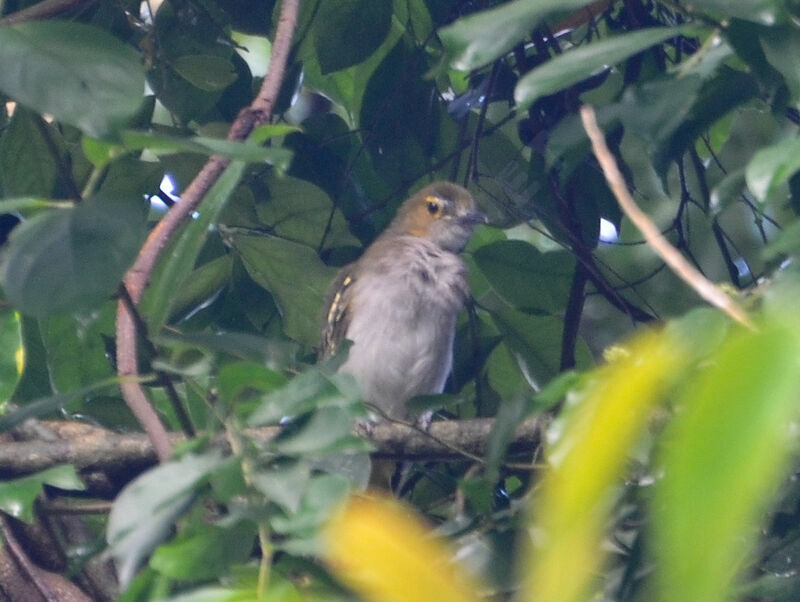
523, 330, 687, 602
324, 493, 481, 602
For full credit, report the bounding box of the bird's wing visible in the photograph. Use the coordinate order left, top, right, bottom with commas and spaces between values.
319, 267, 355, 360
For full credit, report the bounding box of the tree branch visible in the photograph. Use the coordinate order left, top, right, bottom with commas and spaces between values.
0, 417, 547, 478
114, 0, 301, 462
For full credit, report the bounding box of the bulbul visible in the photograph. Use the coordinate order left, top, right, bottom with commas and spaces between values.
320, 181, 486, 420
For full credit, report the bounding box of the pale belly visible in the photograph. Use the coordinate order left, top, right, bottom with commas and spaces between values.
340, 296, 457, 419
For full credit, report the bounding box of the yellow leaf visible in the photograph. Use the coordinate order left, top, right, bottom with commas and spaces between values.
324, 493, 481, 602
523, 330, 687, 602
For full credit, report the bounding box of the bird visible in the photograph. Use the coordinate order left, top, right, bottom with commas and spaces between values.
320, 181, 487, 421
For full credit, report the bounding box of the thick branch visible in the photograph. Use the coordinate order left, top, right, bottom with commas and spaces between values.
0, 417, 547, 478
115, 0, 301, 462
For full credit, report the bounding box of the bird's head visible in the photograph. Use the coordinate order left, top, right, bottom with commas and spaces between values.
387, 182, 487, 252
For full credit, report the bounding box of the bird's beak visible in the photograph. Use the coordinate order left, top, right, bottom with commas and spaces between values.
461, 210, 488, 226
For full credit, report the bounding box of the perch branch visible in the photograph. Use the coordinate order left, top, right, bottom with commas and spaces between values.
579, 104, 754, 329
0, 417, 547, 477
115, 0, 301, 462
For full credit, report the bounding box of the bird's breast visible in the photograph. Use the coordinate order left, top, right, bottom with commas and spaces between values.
339, 238, 470, 417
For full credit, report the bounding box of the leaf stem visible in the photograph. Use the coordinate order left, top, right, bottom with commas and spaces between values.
225, 420, 272, 595
81, 164, 106, 200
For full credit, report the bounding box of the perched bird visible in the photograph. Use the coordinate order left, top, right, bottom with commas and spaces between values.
320, 181, 486, 420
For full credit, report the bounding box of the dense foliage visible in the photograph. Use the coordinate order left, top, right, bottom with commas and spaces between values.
1, 0, 800, 600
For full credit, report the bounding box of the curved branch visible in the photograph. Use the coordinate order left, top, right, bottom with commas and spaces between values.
115, 0, 301, 462
579, 104, 754, 329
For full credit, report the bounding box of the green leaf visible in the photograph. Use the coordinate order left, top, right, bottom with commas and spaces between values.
217, 361, 288, 406
248, 365, 361, 427
120, 130, 293, 167
515, 26, 694, 110
142, 161, 246, 333
312, 452, 372, 491
255, 175, 361, 250
458, 476, 495, 515
653, 323, 800, 602
167, 254, 233, 323
156, 330, 299, 366
107, 451, 228, 588
472, 241, 575, 313
0, 21, 145, 137
298, 3, 405, 120
486, 342, 529, 400
762, 220, 800, 260
405, 392, 464, 415
99, 156, 165, 199
270, 472, 351, 537
760, 26, 800, 102
491, 309, 593, 389
686, 0, 787, 25
150, 520, 255, 581
0, 198, 73, 213
314, 0, 392, 74
250, 123, 303, 143
709, 167, 747, 214
359, 40, 440, 189
1, 193, 147, 316
440, 0, 594, 71
484, 393, 526, 481
745, 136, 800, 203
0, 377, 119, 430
617, 75, 705, 156
9, 316, 53, 403
663, 308, 730, 361
172, 55, 238, 91
250, 461, 312, 513
274, 406, 355, 455
650, 68, 759, 174
528, 370, 581, 413
230, 233, 337, 347
195, 138, 292, 170
0, 465, 85, 523
0, 311, 22, 403
159, 575, 304, 602
0, 109, 59, 197
39, 305, 115, 393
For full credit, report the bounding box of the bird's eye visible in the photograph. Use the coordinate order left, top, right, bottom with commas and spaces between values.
426, 197, 441, 215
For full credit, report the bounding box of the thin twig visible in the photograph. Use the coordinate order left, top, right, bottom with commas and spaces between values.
224, 420, 272, 595
40, 500, 112, 514
579, 104, 754, 329
115, 0, 301, 462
